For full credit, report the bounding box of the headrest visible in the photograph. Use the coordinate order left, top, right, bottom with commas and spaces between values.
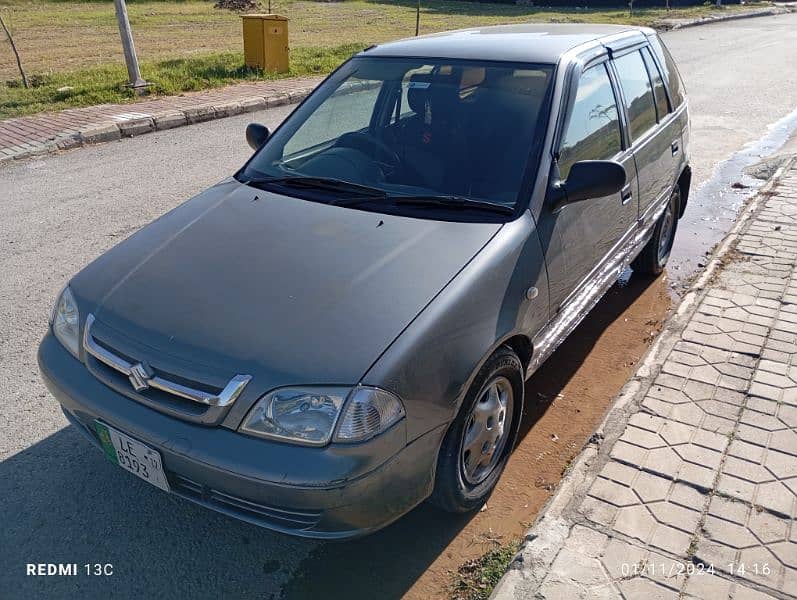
407, 73, 433, 115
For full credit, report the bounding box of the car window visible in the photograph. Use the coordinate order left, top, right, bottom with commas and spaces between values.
647, 35, 685, 108
244, 57, 554, 216
613, 50, 658, 142
558, 63, 622, 180
283, 79, 383, 157
641, 46, 669, 121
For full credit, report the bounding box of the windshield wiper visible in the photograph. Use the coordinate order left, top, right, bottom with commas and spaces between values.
338, 194, 514, 215
241, 175, 387, 199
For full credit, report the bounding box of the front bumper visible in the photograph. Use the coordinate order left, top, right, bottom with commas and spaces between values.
38, 332, 445, 539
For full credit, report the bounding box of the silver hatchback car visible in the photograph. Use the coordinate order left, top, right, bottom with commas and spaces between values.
39, 23, 689, 538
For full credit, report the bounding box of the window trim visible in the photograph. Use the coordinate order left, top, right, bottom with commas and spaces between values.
608, 48, 660, 147
644, 35, 685, 111
553, 57, 626, 180
639, 45, 669, 122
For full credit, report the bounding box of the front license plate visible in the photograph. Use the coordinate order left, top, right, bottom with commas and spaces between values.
94, 421, 170, 492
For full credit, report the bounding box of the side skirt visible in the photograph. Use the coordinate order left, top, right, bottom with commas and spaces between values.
525, 196, 668, 379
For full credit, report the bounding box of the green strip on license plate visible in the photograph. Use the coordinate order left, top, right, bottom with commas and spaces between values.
94, 421, 119, 465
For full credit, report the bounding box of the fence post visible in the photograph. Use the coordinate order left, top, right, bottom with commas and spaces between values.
113, 0, 148, 89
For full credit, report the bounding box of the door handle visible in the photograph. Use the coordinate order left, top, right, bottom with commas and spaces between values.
671, 140, 680, 156
621, 186, 633, 205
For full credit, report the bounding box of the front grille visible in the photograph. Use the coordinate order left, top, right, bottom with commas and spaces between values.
82, 313, 251, 424
170, 474, 323, 531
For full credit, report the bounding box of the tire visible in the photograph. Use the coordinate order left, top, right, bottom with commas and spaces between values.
632, 184, 682, 276
429, 346, 524, 513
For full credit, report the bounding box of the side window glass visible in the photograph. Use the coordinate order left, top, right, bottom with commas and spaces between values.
641, 46, 669, 120
648, 35, 685, 108
613, 50, 658, 142
558, 63, 622, 180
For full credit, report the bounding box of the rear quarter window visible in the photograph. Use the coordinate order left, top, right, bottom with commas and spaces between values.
647, 35, 685, 108
613, 50, 658, 142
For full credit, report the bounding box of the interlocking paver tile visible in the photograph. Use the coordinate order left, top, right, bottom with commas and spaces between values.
708, 495, 751, 525
615, 577, 680, 599
613, 505, 657, 542
648, 501, 701, 532
682, 572, 733, 599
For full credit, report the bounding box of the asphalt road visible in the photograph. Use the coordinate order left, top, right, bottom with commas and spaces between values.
2, 13, 797, 600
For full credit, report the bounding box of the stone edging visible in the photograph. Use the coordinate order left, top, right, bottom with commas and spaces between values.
0, 85, 315, 166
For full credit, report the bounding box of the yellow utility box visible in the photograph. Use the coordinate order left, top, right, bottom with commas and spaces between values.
242, 14, 289, 73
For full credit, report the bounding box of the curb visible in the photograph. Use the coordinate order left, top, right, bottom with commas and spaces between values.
0, 85, 315, 166
489, 156, 797, 600
656, 6, 794, 31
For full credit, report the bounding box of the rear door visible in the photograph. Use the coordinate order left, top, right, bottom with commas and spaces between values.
609, 44, 682, 223
535, 56, 639, 312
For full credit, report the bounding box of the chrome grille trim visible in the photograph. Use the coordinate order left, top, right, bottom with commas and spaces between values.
83, 314, 251, 408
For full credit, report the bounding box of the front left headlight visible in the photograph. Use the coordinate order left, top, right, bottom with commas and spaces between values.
239, 386, 405, 446
50, 286, 80, 358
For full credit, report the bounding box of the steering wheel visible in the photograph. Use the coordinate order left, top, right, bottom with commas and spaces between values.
335, 132, 400, 174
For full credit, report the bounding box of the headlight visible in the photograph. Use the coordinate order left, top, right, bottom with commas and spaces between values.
240, 386, 405, 446
50, 286, 80, 358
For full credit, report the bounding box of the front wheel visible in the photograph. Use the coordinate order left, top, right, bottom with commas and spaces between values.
632, 185, 681, 276
429, 346, 524, 513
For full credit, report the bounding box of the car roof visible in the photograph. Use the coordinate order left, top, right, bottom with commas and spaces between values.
361, 23, 654, 64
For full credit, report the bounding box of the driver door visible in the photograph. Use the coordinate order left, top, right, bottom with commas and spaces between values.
535, 58, 639, 313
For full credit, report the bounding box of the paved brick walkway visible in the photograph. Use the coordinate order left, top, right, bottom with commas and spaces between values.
0, 76, 323, 164
493, 159, 797, 599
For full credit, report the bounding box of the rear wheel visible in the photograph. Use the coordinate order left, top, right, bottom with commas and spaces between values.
632, 184, 681, 276
429, 346, 524, 513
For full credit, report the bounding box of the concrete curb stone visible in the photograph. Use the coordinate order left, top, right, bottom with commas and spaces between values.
118, 117, 155, 137
78, 123, 121, 145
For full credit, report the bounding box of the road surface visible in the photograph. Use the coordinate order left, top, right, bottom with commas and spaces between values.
1, 13, 796, 600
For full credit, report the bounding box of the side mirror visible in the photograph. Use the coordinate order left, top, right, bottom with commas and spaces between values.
551, 160, 627, 211
246, 123, 270, 151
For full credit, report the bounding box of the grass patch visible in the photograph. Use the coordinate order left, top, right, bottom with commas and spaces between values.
0, 0, 766, 117
450, 538, 522, 600
0, 44, 365, 118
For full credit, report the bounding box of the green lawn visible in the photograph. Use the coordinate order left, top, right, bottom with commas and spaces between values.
0, 0, 762, 118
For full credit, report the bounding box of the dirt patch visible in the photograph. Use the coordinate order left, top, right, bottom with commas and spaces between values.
214, 0, 259, 10
283, 270, 672, 600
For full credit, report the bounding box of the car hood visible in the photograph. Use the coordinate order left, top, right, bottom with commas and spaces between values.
73, 179, 501, 393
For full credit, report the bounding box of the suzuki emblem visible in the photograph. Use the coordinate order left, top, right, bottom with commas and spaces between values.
128, 362, 151, 392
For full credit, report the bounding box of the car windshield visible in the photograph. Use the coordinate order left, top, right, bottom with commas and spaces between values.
239, 56, 554, 218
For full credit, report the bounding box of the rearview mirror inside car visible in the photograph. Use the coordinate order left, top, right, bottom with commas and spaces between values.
551, 160, 627, 211
246, 123, 270, 151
